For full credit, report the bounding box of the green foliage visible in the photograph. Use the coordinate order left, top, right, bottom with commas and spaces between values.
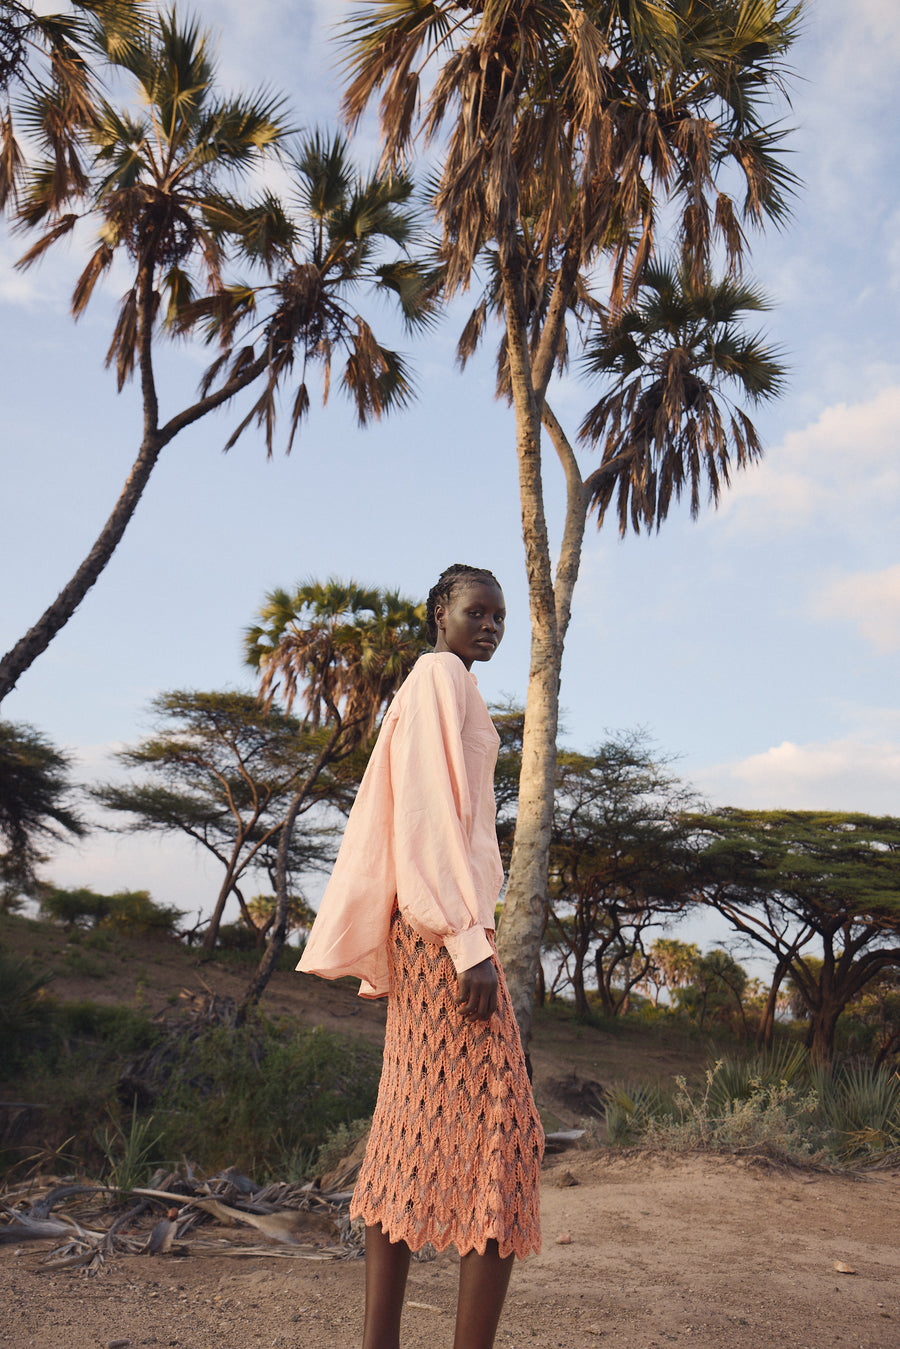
673, 949, 750, 1033
315, 1117, 372, 1174
41, 886, 183, 936
41, 886, 112, 929
147, 1017, 381, 1176
606, 1049, 900, 1166
643, 1063, 825, 1163
812, 1062, 900, 1159
94, 690, 338, 952
0, 952, 53, 1074
604, 1081, 671, 1146
61, 947, 109, 979
0, 720, 84, 895
702, 1044, 809, 1114
541, 731, 700, 1016
694, 809, 900, 1061
96, 1104, 165, 1192
56, 1000, 161, 1055
102, 889, 184, 937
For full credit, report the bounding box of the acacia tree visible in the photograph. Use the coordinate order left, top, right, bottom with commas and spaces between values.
340, 0, 799, 1040
239, 581, 429, 1016
675, 946, 749, 1032
94, 690, 341, 952
0, 7, 436, 705
545, 733, 698, 1015
695, 810, 900, 1062
0, 719, 85, 901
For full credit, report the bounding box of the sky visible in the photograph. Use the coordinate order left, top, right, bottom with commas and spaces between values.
1, 0, 898, 944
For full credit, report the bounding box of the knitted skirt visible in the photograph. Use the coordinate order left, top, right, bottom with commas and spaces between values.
350, 907, 543, 1260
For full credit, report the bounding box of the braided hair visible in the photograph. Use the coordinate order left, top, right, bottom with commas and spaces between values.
426, 563, 501, 645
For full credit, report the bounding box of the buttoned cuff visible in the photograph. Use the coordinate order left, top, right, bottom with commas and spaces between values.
444, 924, 493, 974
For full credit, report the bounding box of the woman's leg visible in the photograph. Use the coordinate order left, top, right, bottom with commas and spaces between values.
362, 1222, 412, 1349
452, 1240, 515, 1349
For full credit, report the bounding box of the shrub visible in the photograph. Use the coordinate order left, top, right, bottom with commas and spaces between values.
604, 1081, 670, 1145
41, 887, 183, 937
41, 887, 112, 929
812, 1062, 900, 1159
103, 890, 184, 937
141, 1016, 381, 1177
0, 953, 54, 1075
603, 1050, 900, 1167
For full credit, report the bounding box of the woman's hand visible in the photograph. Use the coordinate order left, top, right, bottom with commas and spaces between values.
455, 957, 498, 1022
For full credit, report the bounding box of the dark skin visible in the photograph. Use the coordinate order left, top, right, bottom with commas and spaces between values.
362, 578, 514, 1349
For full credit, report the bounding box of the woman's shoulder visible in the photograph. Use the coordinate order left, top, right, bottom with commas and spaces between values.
404, 651, 471, 693
393, 652, 471, 715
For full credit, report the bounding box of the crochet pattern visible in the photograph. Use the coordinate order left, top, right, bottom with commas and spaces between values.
351, 909, 544, 1260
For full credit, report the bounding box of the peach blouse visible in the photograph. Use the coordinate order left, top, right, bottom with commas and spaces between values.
297, 652, 504, 998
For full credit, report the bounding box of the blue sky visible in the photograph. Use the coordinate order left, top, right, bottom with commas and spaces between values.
1, 0, 898, 933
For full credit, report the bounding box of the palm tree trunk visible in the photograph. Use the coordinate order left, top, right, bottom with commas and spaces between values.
0, 246, 268, 706
0, 432, 164, 705
493, 243, 590, 1048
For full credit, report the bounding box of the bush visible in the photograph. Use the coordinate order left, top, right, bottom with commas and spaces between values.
41, 887, 183, 937
603, 1050, 900, 1167
41, 887, 112, 929
642, 1063, 826, 1163
0, 953, 54, 1075
139, 1015, 381, 1177
57, 1001, 161, 1055
813, 1062, 900, 1159
103, 890, 184, 937
216, 921, 261, 952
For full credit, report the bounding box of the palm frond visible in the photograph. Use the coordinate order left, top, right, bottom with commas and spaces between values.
580, 255, 786, 534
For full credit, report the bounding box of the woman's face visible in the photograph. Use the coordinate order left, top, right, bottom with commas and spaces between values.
434, 581, 506, 670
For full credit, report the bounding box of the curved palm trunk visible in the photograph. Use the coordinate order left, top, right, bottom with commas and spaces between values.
0, 262, 268, 707
0, 433, 163, 704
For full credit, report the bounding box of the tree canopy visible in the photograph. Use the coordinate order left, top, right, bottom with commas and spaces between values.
94, 689, 340, 951
694, 810, 900, 1061
0, 719, 85, 900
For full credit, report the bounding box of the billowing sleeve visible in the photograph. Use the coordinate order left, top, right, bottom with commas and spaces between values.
391, 658, 494, 974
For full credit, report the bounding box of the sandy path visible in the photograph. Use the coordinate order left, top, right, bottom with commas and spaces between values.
3, 1151, 900, 1349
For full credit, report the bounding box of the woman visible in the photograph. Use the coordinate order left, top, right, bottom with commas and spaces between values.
298, 563, 543, 1349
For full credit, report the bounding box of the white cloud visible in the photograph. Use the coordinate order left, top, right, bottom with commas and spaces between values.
695, 730, 900, 816
812, 564, 900, 653
799, 1, 900, 221
718, 385, 900, 534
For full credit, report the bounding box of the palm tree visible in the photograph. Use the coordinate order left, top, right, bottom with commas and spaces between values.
0, 7, 438, 706
0, 719, 85, 900
580, 260, 786, 529
0, 1, 145, 213
238, 581, 430, 1016
340, 0, 800, 1041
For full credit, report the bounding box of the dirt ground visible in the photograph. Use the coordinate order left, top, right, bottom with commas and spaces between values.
3, 1150, 900, 1349
4, 921, 900, 1348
